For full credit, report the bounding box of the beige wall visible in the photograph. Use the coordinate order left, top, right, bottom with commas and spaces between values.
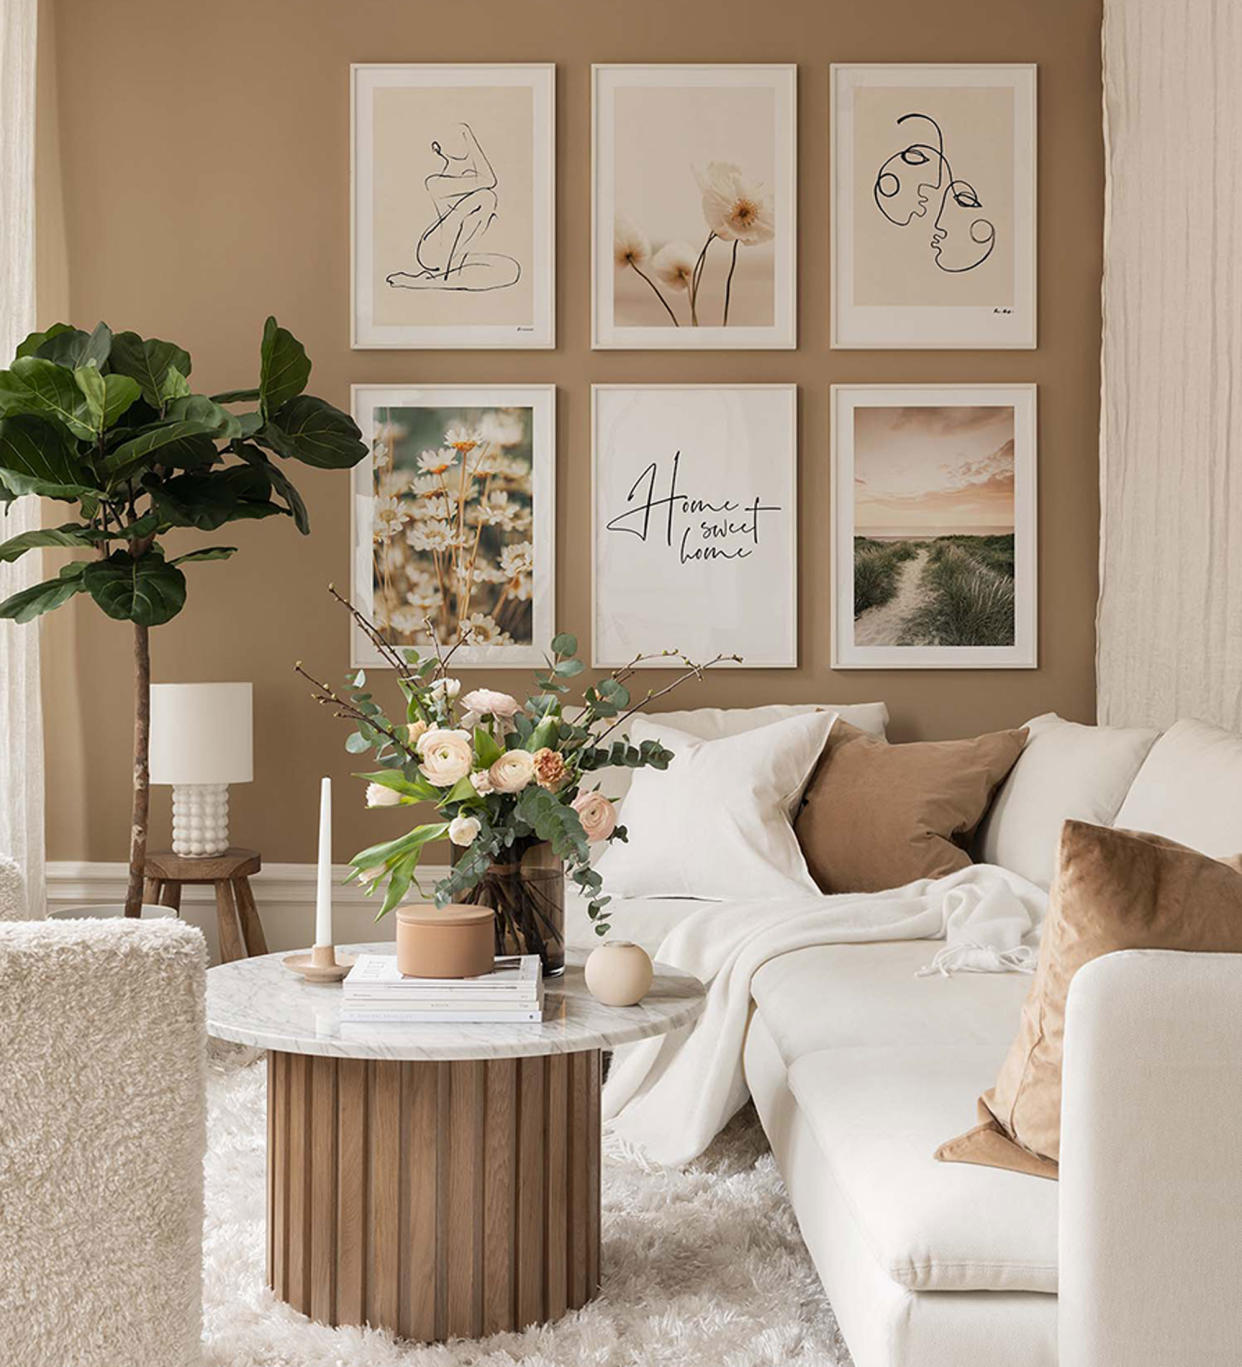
38, 0, 1103, 864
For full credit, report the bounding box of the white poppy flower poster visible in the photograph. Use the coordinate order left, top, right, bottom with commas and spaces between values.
592, 66, 797, 349
593, 386, 797, 667
831, 65, 1037, 349
351, 385, 556, 669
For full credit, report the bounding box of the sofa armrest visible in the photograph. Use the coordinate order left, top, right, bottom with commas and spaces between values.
1059, 949, 1242, 1367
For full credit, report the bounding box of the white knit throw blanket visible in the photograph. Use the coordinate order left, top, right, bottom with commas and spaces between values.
602, 864, 1046, 1167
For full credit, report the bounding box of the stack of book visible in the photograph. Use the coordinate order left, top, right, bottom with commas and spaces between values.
340, 953, 544, 1024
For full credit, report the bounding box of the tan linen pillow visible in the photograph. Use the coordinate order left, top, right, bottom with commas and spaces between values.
793, 721, 1026, 894
938, 820, 1242, 1179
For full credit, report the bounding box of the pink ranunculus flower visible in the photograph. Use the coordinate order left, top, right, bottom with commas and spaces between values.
415, 727, 473, 787
572, 790, 617, 842
460, 688, 521, 721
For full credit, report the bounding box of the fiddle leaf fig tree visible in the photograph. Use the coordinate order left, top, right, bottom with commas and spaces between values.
0, 318, 366, 916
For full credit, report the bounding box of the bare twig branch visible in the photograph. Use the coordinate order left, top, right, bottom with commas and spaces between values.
293, 660, 420, 763
326, 583, 412, 677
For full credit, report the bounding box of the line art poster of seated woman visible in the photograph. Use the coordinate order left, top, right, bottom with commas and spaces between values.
387, 123, 522, 293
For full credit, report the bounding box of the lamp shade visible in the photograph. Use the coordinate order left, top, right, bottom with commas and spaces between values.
149, 683, 253, 786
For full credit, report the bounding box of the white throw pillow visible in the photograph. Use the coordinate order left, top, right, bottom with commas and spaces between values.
600, 701, 888, 807
1113, 718, 1242, 856
593, 711, 836, 902
975, 713, 1158, 890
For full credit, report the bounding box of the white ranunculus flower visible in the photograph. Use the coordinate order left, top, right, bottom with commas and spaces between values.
429, 677, 461, 701
365, 782, 402, 808
470, 769, 495, 795
416, 727, 473, 787
460, 688, 520, 721
448, 815, 482, 848
696, 161, 775, 245
650, 241, 698, 292
489, 748, 537, 794
614, 215, 651, 270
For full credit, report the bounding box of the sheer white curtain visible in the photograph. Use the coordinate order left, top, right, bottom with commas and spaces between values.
1099, 0, 1242, 730
0, 0, 45, 916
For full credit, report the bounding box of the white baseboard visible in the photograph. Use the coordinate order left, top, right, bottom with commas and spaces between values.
45, 860, 451, 965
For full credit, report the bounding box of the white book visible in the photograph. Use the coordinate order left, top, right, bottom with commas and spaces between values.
343, 953, 541, 999
340, 1005, 544, 1025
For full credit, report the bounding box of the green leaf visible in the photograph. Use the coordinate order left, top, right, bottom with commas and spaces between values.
163, 394, 241, 438
234, 443, 308, 532
550, 632, 578, 656
258, 316, 311, 419
0, 523, 97, 563
35, 322, 112, 370
150, 466, 284, 530
82, 551, 186, 626
473, 726, 503, 768
437, 775, 482, 808
108, 332, 192, 410
350, 822, 450, 878
524, 714, 560, 752
262, 395, 366, 469
168, 545, 237, 566
15, 323, 75, 360
553, 657, 585, 677
158, 366, 192, 405
103, 418, 228, 480
102, 373, 141, 428
0, 413, 98, 501
345, 731, 371, 754
73, 364, 107, 435
0, 357, 95, 440
0, 560, 87, 622
210, 387, 260, 404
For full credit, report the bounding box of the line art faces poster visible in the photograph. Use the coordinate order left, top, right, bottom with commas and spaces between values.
592, 385, 797, 667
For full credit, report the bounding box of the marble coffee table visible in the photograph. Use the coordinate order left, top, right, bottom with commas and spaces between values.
207, 944, 704, 1343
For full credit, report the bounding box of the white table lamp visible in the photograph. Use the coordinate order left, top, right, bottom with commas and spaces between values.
150, 683, 253, 857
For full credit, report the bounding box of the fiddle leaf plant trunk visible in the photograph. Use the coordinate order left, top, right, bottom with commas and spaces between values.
0, 318, 367, 917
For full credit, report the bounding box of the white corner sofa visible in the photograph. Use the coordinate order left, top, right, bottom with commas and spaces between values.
568, 707, 1242, 1367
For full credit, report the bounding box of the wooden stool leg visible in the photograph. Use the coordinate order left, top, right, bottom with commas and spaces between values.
142, 877, 161, 906
233, 876, 268, 957
159, 881, 182, 914
214, 880, 246, 963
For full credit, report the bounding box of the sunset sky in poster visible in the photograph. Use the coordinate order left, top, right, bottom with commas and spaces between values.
853, 405, 1015, 536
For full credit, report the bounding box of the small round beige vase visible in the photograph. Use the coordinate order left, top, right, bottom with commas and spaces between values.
584, 941, 654, 1007
396, 904, 494, 979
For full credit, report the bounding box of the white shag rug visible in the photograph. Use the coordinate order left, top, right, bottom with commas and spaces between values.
204, 1048, 853, 1367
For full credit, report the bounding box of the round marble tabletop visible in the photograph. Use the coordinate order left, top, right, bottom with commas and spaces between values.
206, 944, 705, 1061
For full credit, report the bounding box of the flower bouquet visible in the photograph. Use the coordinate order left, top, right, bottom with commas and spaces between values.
299, 591, 737, 975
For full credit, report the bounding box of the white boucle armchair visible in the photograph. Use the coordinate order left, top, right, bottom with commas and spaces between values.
0, 917, 207, 1367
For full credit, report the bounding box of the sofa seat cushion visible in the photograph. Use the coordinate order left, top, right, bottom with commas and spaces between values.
785, 1044, 1059, 1293
750, 939, 1033, 1066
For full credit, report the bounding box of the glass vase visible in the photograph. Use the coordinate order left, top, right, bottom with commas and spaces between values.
461, 838, 565, 977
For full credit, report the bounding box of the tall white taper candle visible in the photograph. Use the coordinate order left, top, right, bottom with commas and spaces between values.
314, 776, 332, 948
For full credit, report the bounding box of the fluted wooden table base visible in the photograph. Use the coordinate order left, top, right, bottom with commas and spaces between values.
266, 1049, 602, 1342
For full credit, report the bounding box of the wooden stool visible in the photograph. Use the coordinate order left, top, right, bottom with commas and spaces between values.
143, 848, 268, 963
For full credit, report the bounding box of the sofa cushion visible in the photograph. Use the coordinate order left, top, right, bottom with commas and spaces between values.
786, 1044, 1059, 1293
564, 883, 704, 956
750, 940, 1033, 1065
602, 701, 889, 807
1113, 717, 1242, 855
975, 712, 1158, 889
595, 713, 833, 901
794, 723, 1027, 894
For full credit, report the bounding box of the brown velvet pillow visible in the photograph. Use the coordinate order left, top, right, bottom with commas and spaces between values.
938, 820, 1242, 1180
793, 721, 1027, 894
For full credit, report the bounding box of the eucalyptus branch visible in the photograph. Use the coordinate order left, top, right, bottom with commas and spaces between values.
591, 651, 742, 746
293, 660, 420, 763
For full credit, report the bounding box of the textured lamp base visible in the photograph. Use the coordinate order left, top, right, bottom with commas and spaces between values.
267, 1049, 602, 1341
172, 782, 230, 857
